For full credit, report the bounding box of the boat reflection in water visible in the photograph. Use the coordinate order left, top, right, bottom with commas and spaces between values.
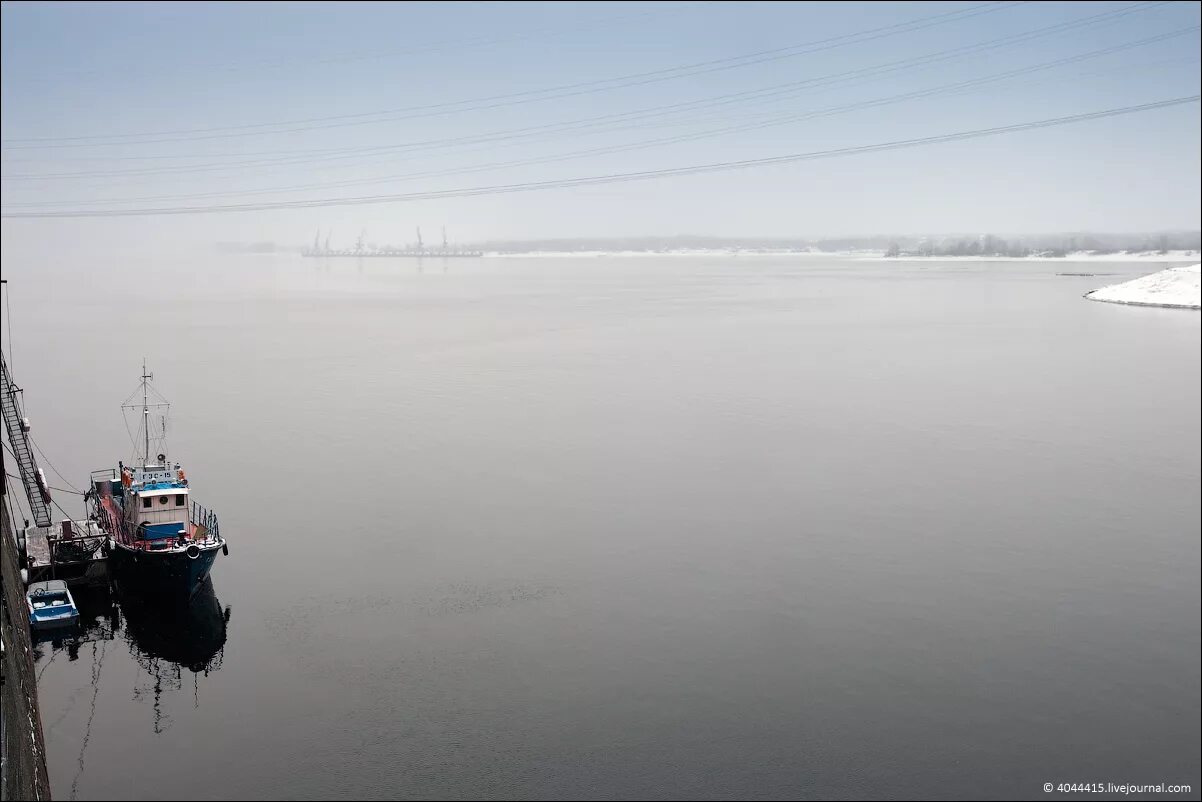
116, 577, 231, 733
33, 578, 230, 733
116, 577, 229, 673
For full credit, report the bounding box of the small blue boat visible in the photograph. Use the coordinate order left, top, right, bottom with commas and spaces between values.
27, 580, 81, 631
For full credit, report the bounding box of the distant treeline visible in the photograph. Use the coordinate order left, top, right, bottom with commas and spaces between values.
470, 232, 1201, 255
473, 236, 815, 253
883, 232, 1202, 258
258, 232, 1200, 256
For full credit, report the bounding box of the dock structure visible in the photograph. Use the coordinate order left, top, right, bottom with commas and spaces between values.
3, 336, 112, 593
4, 344, 111, 592
22, 519, 109, 589
2, 490, 53, 801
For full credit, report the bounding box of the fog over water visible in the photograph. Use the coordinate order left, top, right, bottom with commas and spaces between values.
12, 254, 1199, 800
3, 2, 1200, 799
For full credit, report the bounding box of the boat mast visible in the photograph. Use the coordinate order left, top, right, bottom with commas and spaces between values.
122, 360, 169, 469
142, 357, 152, 466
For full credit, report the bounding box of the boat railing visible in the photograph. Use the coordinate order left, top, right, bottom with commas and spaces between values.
190, 500, 221, 544
94, 498, 222, 550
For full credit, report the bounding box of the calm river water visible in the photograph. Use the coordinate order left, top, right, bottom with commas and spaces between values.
10, 254, 1200, 800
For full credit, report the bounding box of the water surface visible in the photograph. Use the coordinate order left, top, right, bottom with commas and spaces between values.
13, 255, 1200, 800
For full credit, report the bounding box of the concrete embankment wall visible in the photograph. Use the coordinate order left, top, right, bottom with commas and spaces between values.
2, 486, 52, 800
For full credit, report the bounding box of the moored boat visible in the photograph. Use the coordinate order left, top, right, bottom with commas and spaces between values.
89, 362, 227, 598
27, 579, 81, 631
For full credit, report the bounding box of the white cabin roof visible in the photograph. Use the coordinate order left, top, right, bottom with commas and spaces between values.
135, 486, 189, 497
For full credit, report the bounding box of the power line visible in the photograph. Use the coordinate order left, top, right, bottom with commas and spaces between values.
4, 96, 1195, 219
1, 2, 1175, 183
0, 1, 1027, 148
8, 27, 1196, 210
3, 461, 32, 526
5, 471, 83, 496
29, 435, 85, 494
20, 2, 714, 82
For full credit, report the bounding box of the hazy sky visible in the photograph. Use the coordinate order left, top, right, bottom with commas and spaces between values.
1, 1, 1199, 251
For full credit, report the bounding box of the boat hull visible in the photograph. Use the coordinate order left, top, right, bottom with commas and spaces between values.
29, 611, 80, 631
109, 541, 222, 598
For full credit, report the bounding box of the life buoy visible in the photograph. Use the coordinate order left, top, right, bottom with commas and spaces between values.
36, 469, 52, 504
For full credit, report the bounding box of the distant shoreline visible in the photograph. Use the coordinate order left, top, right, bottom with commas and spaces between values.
483, 249, 1202, 261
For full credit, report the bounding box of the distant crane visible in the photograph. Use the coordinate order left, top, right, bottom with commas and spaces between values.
416, 226, 424, 254
355, 230, 366, 254
442, 226, 448, 253
312, 229, 320, 253
324, 232, 331, 253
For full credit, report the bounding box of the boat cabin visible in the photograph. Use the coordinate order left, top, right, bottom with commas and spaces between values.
123, 461, 191, 542
132, 461, 184, 486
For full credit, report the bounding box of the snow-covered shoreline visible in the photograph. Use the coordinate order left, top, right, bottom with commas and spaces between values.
483, 248, 1201, 261
855, 250, 1201, 263
1084, 264, 1201, 309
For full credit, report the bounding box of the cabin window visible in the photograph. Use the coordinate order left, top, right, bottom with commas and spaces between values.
141, 496, 151, 509
159, 495, 170, 505
175, 494, 186, 507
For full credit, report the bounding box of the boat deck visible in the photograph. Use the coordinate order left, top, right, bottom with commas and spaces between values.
97, 492, 217, 548
23, 520, 110, 587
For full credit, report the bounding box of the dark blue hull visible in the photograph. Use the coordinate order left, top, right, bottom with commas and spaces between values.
110, 542, 222, 598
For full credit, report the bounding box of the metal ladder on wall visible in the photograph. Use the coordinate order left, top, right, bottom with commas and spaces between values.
1, 352, 51, 528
